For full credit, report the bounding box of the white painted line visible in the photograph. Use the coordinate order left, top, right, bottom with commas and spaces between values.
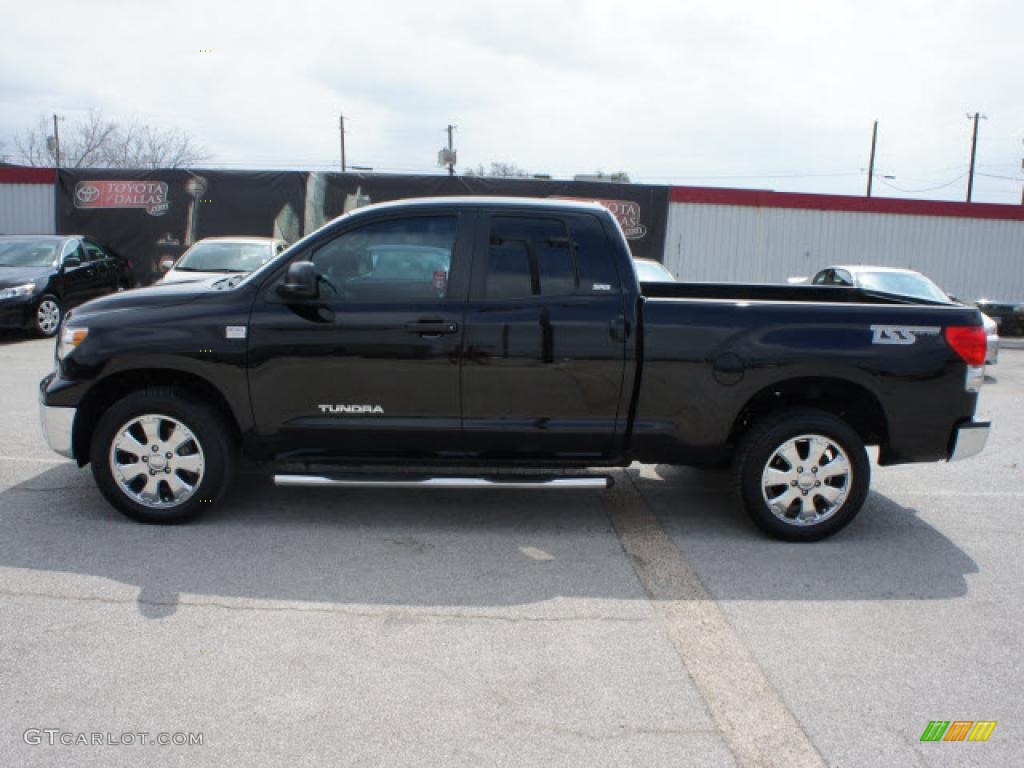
519, 546, 556, 561
0, 455, 69, 464
880, 490, 1024, 498
606, 471, 826, 768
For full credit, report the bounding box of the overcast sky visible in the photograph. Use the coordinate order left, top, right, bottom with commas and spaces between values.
1, 0, 1021, 203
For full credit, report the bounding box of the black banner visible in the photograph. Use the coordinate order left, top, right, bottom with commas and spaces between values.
57, 170, 668, 286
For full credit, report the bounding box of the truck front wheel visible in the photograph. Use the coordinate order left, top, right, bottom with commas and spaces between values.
734, 408, 870, 541
89, 389, 236, 524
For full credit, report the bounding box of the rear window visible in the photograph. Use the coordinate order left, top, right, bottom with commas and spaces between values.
485, 217, 576, 300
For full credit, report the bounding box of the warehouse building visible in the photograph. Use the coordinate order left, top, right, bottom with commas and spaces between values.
664, 186, 1024, 301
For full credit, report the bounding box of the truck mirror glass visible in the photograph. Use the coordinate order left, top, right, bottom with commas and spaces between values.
277, 261, 319, 300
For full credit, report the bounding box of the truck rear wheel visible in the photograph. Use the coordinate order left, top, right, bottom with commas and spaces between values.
89, 389, 236, 524
734, 408, 870, 541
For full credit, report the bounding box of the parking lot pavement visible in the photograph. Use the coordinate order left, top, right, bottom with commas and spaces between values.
1, 333, 1021, 767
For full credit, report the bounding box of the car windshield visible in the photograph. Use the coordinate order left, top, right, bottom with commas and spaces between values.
855, 271, 951, 303
0, 240, 59, 268
174, 242, 273, 273
634, 260, 675, 282
362, 246, 450, 280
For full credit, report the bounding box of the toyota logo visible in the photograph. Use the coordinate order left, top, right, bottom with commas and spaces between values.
76, 184, 100, 203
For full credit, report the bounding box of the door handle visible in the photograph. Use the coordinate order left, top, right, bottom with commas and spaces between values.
609, 315, 629, 341
405, 319, 459, 335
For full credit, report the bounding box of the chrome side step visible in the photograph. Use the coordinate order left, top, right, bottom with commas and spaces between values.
273, 474, 612, 490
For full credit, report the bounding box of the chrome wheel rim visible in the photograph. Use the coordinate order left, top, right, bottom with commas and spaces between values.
761, 433, 852, 526
109, 414, 205, 509
37, 300, 60, 335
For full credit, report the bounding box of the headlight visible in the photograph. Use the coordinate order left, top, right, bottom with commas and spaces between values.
57, 326, 88, 360
0, 283, 36, 301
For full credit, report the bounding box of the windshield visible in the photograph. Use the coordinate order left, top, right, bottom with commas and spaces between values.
855, 271, 951, 303
363, 246, 450, 280
174, 242, 274, 273
634, 260, 675, 282
0, 240, 59, 268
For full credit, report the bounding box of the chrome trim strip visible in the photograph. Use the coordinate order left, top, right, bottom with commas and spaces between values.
949, 421, 990, 462
38, 403, 75, 459
273, 475, 611, 489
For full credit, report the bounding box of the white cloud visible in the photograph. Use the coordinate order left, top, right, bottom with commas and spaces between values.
1, 0, 1021, 201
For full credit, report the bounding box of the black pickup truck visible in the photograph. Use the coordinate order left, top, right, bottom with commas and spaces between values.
39, 197, 991, 540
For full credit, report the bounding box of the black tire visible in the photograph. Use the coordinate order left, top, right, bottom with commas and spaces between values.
733, 407, 870, 541
33, 294, 62, 338
89, 388, 236, 524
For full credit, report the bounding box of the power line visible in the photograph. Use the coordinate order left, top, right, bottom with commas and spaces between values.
879, 174, 967, 193
976, 172, 1023, 181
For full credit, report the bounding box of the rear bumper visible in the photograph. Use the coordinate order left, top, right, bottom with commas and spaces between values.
949, 420, 990, 462
986, 332, 999, 365
38, 376, 76, 459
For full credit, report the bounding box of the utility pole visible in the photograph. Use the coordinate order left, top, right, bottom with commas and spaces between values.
339, 114, 346, 173
446, 124, 456, 176
52, 113, 61, 168
966, 112, 986, 203
866, 120, 878, 197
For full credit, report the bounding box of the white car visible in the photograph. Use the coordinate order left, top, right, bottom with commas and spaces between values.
160, 237, 287, 284
633, 258, 675, 282
808, 265, 999, 365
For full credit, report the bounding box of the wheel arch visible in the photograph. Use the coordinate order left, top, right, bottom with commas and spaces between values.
728, 376, 889, 451
72, 369, 241, 466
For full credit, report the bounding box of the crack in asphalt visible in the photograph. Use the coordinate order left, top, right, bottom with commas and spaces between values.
0, 587, 648, 624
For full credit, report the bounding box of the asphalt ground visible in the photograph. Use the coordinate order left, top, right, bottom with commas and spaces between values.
0, 331, 1021, 767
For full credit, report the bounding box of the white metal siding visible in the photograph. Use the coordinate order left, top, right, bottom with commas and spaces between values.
0, 183, 55, 234
664, 203, 1024, 300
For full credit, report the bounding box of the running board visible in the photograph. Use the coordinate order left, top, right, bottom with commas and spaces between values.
273, 474, 612, 490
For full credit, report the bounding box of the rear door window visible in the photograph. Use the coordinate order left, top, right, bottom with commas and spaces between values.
482, 217, 577, 299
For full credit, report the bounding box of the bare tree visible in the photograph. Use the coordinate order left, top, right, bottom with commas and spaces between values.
100, 122, 210, 168
584, 169, 632, 183
11, 111, 210, 168
464, 161, 532, 178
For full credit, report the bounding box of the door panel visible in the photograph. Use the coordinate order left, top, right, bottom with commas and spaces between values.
59, 241, 92, 308
82, 239, 118, 295
247, 212, 469, 461
461, 212, 627, 460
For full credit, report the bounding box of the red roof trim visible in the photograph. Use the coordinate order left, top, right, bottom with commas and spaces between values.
0, 167, 56, 184
670, 185, 1024, 222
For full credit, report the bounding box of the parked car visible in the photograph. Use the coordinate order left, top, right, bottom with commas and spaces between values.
0, 235, 123, 337
159, 237, 287, 284
40, 198, 990, 541
807, 265, 999, 365
633, 258, 676, 282
975, 298, 1024, 337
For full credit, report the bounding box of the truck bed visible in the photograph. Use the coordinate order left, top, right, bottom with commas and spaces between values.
639, 281, 925, 305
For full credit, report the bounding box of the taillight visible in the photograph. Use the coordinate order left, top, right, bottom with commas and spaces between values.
944, 326, 987, 366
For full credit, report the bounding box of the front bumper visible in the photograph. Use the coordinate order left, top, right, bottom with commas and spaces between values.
38, 379, 76, 459
0, 301, 33, 330
949, 420, 990, 462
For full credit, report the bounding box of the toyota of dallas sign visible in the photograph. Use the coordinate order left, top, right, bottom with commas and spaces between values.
74, 180, 170, 216
553, 197, 648, 240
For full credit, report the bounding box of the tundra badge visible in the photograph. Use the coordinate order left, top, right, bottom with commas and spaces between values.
318, 404, 385, 414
